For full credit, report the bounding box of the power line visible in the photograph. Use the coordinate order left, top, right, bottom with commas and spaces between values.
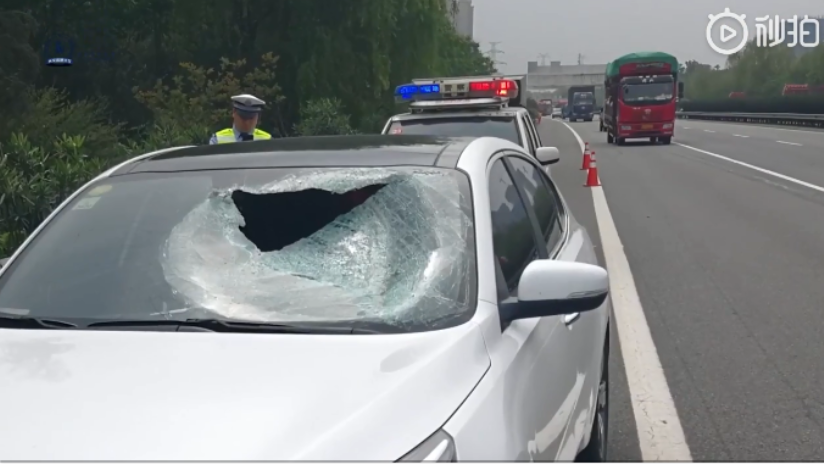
538, 53, 550, 66
486, 42, 506, 68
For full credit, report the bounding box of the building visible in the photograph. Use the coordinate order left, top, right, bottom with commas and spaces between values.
527, 61, 607, 89
445, 0, 474, 39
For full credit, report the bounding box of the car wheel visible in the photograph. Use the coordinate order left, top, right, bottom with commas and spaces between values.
577, 346, 609, 462
606, 133, 613, 143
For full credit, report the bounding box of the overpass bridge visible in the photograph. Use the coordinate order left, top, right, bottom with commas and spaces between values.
526, 61, 606, 93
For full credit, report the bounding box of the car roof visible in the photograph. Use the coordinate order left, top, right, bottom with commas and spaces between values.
388, 106, 527, 122
110, 135, 478, 175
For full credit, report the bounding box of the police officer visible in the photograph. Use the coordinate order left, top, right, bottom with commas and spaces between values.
209, 94, 273, 144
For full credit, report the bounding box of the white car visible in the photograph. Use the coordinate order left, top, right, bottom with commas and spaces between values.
552, 107, 563, 119
0, 135, 610, 462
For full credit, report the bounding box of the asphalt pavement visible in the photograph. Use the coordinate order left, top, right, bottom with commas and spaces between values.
536, 117, 824, 461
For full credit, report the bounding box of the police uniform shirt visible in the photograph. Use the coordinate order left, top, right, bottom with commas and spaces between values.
209, 126, 271, 144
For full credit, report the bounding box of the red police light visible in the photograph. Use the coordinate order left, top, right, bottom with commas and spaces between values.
468, 79, 518, 97
469, 81, 493, 92
494, 80, 516, 96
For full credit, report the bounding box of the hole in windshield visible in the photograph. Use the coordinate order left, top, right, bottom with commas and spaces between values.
233, 184, 386, 252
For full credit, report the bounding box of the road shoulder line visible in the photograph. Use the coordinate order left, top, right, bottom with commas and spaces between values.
675, 142, 824, 193
561, 121, 693, 461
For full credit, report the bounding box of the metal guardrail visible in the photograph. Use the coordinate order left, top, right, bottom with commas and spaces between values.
678, 111, 824, 128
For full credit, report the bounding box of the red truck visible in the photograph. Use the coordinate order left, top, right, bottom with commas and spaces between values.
601, 52, 684, 145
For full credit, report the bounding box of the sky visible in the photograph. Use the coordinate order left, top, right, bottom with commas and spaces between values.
471, 0, 823, 74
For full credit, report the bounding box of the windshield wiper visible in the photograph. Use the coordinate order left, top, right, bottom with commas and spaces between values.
0, 314, 78, 329
85, 318, 402, 334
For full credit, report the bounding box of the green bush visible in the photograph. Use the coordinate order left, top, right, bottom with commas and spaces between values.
6, 88, 124, 159
681, 96, 824, 113
0, 133, 110, 256
133, 53, 284, 145
294, 98, 357, 136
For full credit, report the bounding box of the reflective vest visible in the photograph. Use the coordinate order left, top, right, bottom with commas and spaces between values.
214, 128, 272, 144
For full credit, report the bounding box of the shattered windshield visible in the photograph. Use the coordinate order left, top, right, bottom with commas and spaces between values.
0, 167, 476, 332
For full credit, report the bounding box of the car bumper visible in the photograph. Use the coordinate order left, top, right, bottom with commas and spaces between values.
616, 123, 674, 137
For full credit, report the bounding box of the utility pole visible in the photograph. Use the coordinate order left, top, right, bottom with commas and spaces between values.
577, 53, 585, 65
486, 42, 506, 69
538, 53, 550, 66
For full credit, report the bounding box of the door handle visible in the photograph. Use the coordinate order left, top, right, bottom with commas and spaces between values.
563, 312, 580, 326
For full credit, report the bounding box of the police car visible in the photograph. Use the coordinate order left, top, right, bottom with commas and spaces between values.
382, 76, 556, 163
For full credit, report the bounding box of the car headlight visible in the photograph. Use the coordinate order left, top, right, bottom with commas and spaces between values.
398, 429, 457, 462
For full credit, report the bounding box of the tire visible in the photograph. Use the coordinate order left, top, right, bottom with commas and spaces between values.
586, 118, 593, 122
661, 136, 672, 145
576, 345, 609, 462
606, 133, 614, 143
616, 138, 625, 145
651, 137, 658, 144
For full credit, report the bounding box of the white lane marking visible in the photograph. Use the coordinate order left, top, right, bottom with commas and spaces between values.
683, 127, 691, 129
675, 142, 824, 193
777, 140, 802, 146
678, 119, 824, 135
704, 130, 715, 133
733, 134, 749, 138
559, 120, 693, 461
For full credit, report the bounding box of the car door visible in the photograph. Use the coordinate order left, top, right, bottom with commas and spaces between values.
506, 153, 603, 459
486, 156, 579, 462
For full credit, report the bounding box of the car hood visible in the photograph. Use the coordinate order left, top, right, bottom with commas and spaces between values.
0, 324, 490, 461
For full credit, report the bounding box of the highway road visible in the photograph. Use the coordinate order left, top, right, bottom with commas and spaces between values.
537, 117, 824, 461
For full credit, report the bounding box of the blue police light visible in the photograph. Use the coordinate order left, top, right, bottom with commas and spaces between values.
395, 83, 441, 99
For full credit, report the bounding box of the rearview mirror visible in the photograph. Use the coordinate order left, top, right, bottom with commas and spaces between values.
535, 147, 560, 165
678, 82, 684, 99
500, 260, 608, 323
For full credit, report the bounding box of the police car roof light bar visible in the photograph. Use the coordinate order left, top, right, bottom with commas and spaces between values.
394, 76, 521, 109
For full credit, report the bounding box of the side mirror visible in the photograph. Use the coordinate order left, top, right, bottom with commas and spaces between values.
535, 147, 560, 165
678, 82, 684, 99
500, 260, 608, 323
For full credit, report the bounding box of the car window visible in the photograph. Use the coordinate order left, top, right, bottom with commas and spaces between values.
507, 156, 563, 254
527, 114, 543, 147
520, 116, 536, 154
387, 117, 521, 145
488, 159, 539, 293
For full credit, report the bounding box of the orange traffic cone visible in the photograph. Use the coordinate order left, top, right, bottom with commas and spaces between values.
580, 142, 591, 170
584, 151, 600, 187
